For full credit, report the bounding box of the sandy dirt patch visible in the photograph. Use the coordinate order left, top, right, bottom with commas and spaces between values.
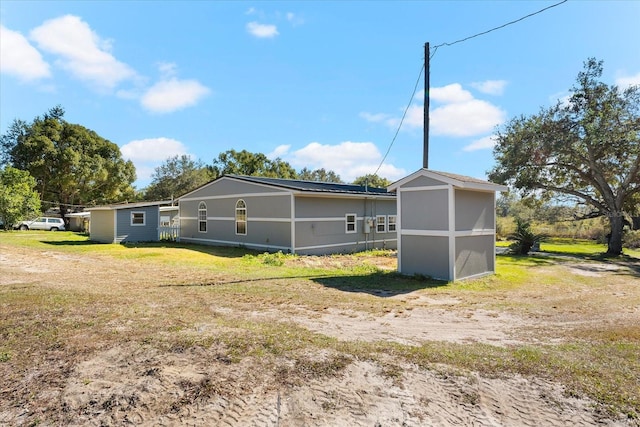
1, 244, 637, 426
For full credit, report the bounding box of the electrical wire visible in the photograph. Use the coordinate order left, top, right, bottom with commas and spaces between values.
373, 64, 424, 177
372, 0, 568, 177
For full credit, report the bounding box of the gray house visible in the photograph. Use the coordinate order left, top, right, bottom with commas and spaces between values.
178, 175, 397, 255
86, 200, 173, 243
388, 169, 507, 281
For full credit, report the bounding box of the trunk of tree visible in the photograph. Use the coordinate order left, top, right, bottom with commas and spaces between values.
607, 214, 624, 256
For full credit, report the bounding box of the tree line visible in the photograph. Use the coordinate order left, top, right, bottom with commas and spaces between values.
0, 107, 390, 227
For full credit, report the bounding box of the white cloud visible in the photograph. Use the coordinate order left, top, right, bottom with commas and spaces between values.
246, 21, 279, 38
0, 25, 51, 81
431, 98, 505, 137
29, 15, 136, 90
141, 78, 210, 113
267, 144, 291, 159
363, 83, 505, 137
275, 141, 406, 183
121, 137, 188, 162
430, 83, 474, 103
463, 135, 496, 152
120, 137, 189, 185
470, 80, 508, 96
616, 72, 640, 87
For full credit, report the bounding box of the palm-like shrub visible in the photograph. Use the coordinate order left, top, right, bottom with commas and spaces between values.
509, 218, 545, 255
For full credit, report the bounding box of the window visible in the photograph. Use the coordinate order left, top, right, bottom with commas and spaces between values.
388, 215, 397, 232
235, 199, 247, 235
131, 211, 145, 226
160, 215, 171, 227
376, 215, 386, 233
345, 213, 356, 234
198, 202, 207, 232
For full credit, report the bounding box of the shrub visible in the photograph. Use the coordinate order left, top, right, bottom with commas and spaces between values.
623, 230, 640, 249
509, 218, 546, 255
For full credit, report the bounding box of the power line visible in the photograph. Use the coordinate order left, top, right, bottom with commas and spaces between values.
431, 0, 568, 58
373, 64, 424, 177
372, 0, 568, 177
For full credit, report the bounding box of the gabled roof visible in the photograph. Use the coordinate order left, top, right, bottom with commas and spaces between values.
388, 168, 508, 192
179, 175, 395, 199
86, 200, 174, 211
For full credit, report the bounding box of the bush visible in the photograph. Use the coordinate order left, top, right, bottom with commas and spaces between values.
623, 230, 640, 249
509, 218, 545, 255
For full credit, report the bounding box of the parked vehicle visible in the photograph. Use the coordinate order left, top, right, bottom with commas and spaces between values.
16, 217, 66, 231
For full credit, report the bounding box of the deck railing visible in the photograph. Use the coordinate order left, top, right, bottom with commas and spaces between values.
159, 225, 180, 241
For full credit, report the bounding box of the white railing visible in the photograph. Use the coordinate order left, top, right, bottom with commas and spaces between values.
159, 225, 180, 241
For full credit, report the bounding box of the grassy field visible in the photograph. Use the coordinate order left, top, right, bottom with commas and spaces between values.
1, 231, 639, 425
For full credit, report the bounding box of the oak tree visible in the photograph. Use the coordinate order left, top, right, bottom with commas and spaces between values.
489, 59, 640, 255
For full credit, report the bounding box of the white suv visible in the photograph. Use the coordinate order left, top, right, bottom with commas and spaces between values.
17, 217, 66, 231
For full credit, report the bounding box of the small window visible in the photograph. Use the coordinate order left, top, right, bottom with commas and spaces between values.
236, 199, 247, 235
345, 214, 356, 234
376, 215, 386, 233
388, 215, 397, 232
198, 202, 207, 232
131, 211, 145, 226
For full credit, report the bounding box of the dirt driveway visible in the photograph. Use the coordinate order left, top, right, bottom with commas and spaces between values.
1, 243, 638, 426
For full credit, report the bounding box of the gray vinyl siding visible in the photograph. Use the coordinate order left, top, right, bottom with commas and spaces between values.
455, 235, 495, 279
400, 235, 450, 280
115, 206, 159, 243
179, 177, 396, 254
180, 191, 293, 252
182, 178, 288, 199
455, 190, 494, 231
89, 210, 115, 243
294, 197, 397, 255
401, 175, 447, 188
400, 189, 449, 231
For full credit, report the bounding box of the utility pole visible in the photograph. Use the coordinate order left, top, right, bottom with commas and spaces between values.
423, 42, 430, 169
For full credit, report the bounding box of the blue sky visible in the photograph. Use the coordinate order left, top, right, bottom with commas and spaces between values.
1, 1, 639, 189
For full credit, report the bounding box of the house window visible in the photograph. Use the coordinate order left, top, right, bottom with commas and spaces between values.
376, 215, 386, 233
198, 202, 207, 232
160, 215, 171, 227
345, 213, 356, 234
236, 199, 247, 235
388, 215, 397, 232
131, 211, 145, 226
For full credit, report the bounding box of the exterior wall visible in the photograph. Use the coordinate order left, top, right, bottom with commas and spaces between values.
89, 210, 115, 243
115, 206, 160, 243
182, 178, 286, 199
178, 177, 397, 255
455, 190, 494, 231
455, 235, 495, 279
399, 235, 450, 279
400, 189, 448, 231
396, 171, 501, 281
179, 180, 293, 251
294, 196, 397, 255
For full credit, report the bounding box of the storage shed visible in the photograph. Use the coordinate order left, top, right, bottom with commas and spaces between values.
388, 169, 507, 281
86, 200, 173, 243
178, 175, 397, 255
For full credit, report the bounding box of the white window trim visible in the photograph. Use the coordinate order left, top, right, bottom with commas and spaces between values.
131, 211, 146, 226
236, 199, 247, 235
376, 215, 386, 233
345, 213, 357, 234
198, 202, 207, 233
388, 215, 397, 232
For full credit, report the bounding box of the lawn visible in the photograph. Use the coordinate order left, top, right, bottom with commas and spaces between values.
1, 231, 639, 426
